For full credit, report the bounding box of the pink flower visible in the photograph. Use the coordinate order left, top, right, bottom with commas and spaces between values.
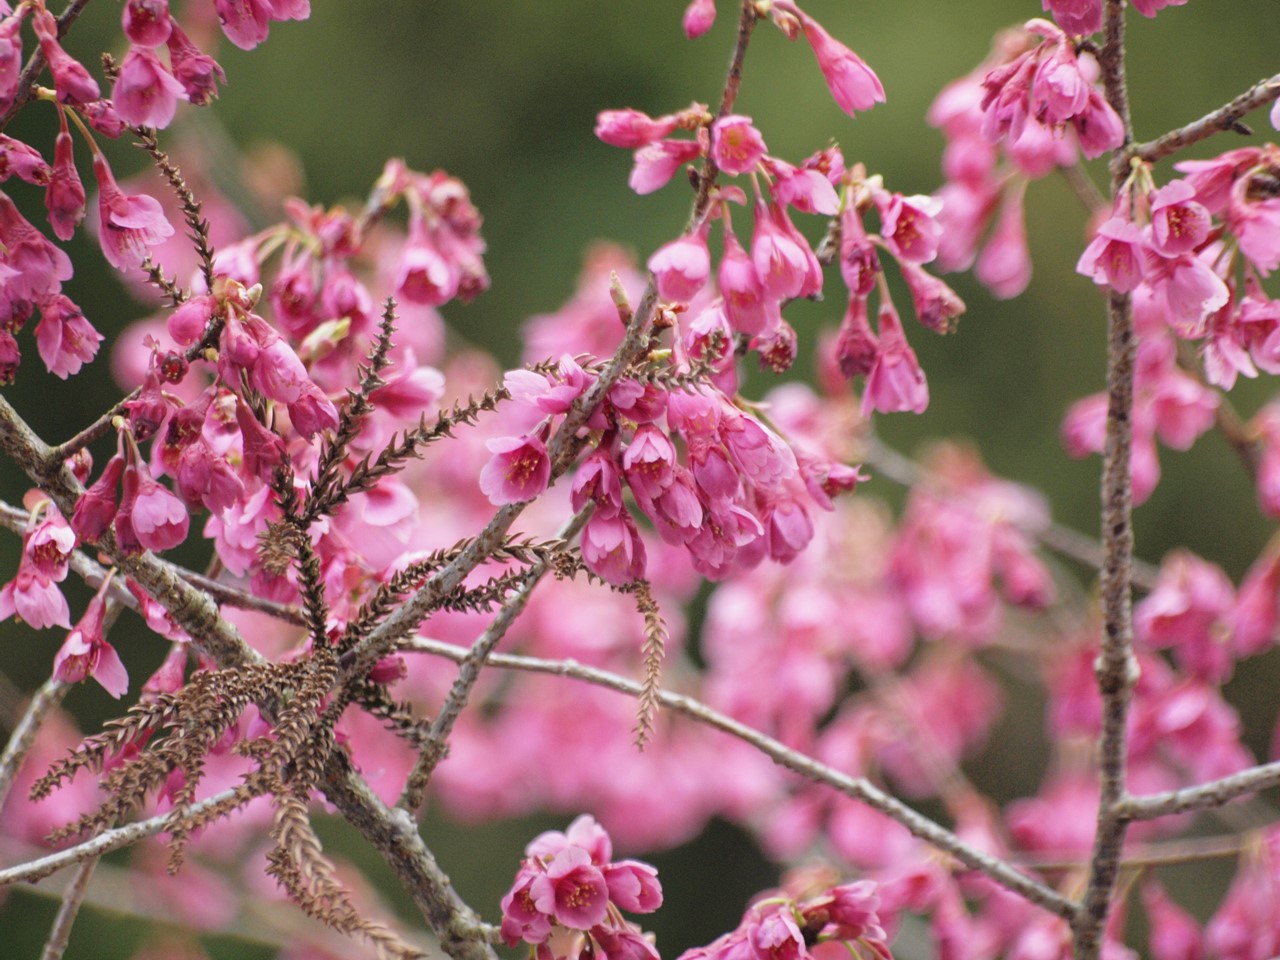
711, 115, 767, 176
898, 259, 965, 333
0, 507, 75, 630
122, 0, 172, 47
1076, 216, 1148, 292
501, 865, 553, 946
719, 225, 770, 336
877, 192, 943, 264
165, 22, 225, 105
1148, 179, 1211, 257
975, 186, 1032, 299
1130, 0, 1189, 16
581, 510, 647, 585
629, 137, 704, 195
53, 577, 128, 698
595, 108, 678, 149
1042, 0, 1102, 35
44, 123, 84, 241
396, 216, 460, 307
72, 453, 126, 544
34, 294, 102, 379
92, 153, 174, 270
113, 46, 188, 129
862, 301, 929, 416
752, 201, 809, 301
32, 9, 99, 104
648, 226, 711, 302
530, 847, 610, 930
117, 460, 189, 554
622, 424, 676, 501
795, 11, 885, 117
603, 861, 663, 913
479, 433, 551, 505
835, 296, 877, 378
1, 134, 50, 185
683, 0, 716, 39
214, 0, 272, 50
1073, 88, 1125, 159
1145, 253, 1230, 337
0, 15, 22, 106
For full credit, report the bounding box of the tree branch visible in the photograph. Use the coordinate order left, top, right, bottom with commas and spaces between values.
1128, 72, 1280, 166
398, 637, 1079, 923
1117, 760, 1280, 821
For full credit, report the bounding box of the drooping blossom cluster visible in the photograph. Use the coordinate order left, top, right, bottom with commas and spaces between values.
676, 869, 890, 960
928, 19, 1124, 298
501, 816, 662, 960
1067, 145, 1280, 510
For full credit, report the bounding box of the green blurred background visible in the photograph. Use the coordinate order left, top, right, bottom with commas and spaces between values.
1, 1, 1278, 957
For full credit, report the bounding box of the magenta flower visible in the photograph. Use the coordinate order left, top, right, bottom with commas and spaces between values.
595, 108, 679, 149
1076, 216, 1148, 292
835, 295, 878, 378
72, 453, 126, 544
581, 510, 647, 585
719, 226, 769, 336
622, 425, 676, 502
648, 226, 711, 302
629, 138, 704, 195
796, 11, 885, 117
530, 847, 610, 930
32, 9, 99, 104
479, 433, 551, 505
53, 577, 128, 698
898, 259, 965, 333
975, 187, 1032, 299
214, 0, 272, 50
92, 153, 174, 271
113, 46, 188, 129
862, 301, 928, 416
166, 22, 226, 106
122, 0, 172, 47
711, 115, 767, 176
683, 0, 716, 38
1148, 179, 1210, 257
751, 201, 809, 301
1042, 0, 1102, 35
117, 460, 189, 554
0, 15, 22, 107
34, 294, 102, 379
44, 124, 85, 241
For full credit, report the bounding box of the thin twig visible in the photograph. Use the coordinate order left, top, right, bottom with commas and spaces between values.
1017, 832, 1248, 873
397, 508, 590, 812
1127, 72, 1280, 167
1076, 5, 1139, 958
1117, 760, 1280, 821
39, 855, 99, 960
0, 678, 68, 814
398, 637, 1079, 922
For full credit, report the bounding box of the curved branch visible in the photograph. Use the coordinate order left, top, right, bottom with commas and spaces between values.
398, 637, 1080, 923
1128, 72, 1280, 166
1117, 760, 1280, 822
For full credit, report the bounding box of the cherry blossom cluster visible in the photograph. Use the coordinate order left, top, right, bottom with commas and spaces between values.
676, 869, 890, 960
501, 816, 662, 960
1067, 145, 1280, 509
928, 19, 1123, 298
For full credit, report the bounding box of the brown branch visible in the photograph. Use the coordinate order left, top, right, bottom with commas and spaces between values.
39, 855, 99, 960
1117, 760, 1280, 821
398, 637, 1079, 922
0, 678, 68, 815
1076, 5, 1139, 957
1128, 72, 1280, 167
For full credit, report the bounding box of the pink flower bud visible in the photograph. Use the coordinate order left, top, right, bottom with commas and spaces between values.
682, 0, 716, 39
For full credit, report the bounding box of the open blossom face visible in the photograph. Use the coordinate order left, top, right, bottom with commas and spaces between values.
93, 154, 175, 271
479, 433, 550, 505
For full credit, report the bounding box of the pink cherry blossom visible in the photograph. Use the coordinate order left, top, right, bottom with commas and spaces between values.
34, 294, 102, 379
123, 0, 172, 47
52, 577, 128, 698
1042, 0, 1102, 35
113, 46, 188, 128
595, 109, 679, 149
862, 301, 929, 416
92, 153, 175, 271
529, 847, 609, 930
792, 8, 885, 117
683, 0, 716, 39
117, 460, 189, 554
629, 138, 704, 195
1148, 179, 1211, 257
711, 115, 767, 176
479, 433, 551, 505
1076, 216, 1148, 292
648, 226, 711, 302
